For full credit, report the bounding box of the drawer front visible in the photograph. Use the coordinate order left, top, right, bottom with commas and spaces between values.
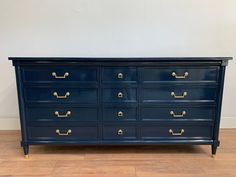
141, 125, 213, 139
141, 87, 216, 102
25, 88, 98, 103
140, 67, 219, 82
26, 106, 98, 121
102, 67, 137, 83
28, 126, 98, 140
141, 107, 214, 121
23, 66, 97, 82
103, 89, 137, 103
103, 107, 137, 121
103, 126, 137, 140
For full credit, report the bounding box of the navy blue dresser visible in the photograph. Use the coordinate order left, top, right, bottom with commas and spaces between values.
9, 57, 232, 158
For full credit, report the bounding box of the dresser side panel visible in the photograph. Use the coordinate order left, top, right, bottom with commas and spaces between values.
15, 65, 28, 145
213, 66, 226, 142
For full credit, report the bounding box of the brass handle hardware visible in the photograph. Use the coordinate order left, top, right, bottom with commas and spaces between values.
169, 129, 185, 136
117, 111, 124, 117
117, 129, 123, 135
117, 73, 123, 79
170, 111, 186, 118
117, 92, 123, 98
54, 111, 71, 118
56, 129, 72, 136
172, 72, 189, 79
53, 92, 70, 99
171, 91, 187, 99
52, 72, 69, 79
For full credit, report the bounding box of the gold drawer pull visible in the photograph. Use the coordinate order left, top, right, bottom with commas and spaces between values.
169, 129, 185, 136
53, 92, 70, 99
170, 111, 186, 118
171, 91, 187, 99
117, 92, 123, 98
56, 129, 72, 136
52, 72, 69, 79
117, 129, 123, 135
54, 111, 71, 118
117, 73, 123, 79
172, 72, 189, 79
117, 111, 124, 117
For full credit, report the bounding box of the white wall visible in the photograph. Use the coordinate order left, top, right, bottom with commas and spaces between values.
0, 0, 235, 129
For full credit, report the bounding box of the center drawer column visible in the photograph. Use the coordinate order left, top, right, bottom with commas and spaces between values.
101, 66, 138, 141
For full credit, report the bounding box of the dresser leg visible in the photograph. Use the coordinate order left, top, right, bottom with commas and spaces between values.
23, 145, 29, 158
211, 140, 219, 157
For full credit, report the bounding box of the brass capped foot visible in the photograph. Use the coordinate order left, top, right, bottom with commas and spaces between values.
211, 154, 215, 158
25, 155, 29, 159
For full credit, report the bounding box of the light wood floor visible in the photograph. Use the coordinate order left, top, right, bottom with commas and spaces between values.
0, 129, 235, 177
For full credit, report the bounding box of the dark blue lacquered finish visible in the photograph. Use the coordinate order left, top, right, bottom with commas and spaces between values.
103, 88, 137, 103
26, 105, 98, 122
23, 66, 98, 83
140, 67, 219, 82
102, 67, 137, 83
103, 107, 137, 121
9, 57, 232, 156
25, 88, 98, 104
141, 86, 217, 102
140, 106, 214, 121
28, 126, 98, 140
103, 126, 137, 140
141, 124, 213, 140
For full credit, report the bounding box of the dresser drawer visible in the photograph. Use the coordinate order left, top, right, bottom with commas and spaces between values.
103, 126, 137, 140
28, 126, 98, 140
103, 107, 137, 121
141, 107, 214, 121
102, 67, 137, 83
103, 89, 137, 103
26, 106, 98, 121
140, 67, 219, 82
25, 88, 98, 103
141, 87, 216, 102
23, 66, 97, 82
141, 125, 213, 139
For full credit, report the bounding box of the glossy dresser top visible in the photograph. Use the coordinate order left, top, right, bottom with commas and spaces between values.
9, 57, 232, 62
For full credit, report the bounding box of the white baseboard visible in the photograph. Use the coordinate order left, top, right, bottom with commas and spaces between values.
220, 117, 236, 128
0, 117, 235, 130
0, 118, 20, 130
